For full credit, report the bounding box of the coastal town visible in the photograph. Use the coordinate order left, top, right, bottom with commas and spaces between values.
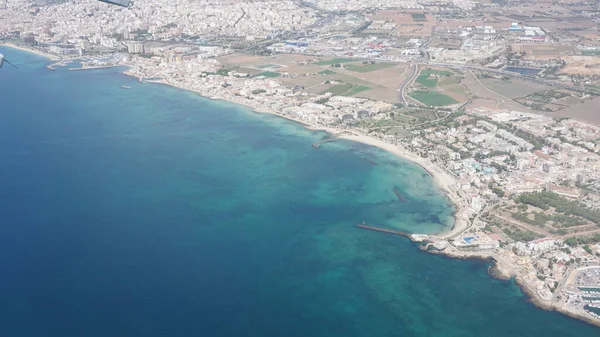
1, 0, 600, 328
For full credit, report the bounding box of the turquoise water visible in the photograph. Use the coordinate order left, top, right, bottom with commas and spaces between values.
0, 47, 598, 336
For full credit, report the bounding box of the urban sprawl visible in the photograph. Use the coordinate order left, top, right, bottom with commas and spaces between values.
1, 0, 600, 327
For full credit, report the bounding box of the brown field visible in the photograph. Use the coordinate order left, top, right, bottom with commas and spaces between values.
332, 62, 408, 89
367, 10, 436, 37
544, 96, 600, 126
217, 53, 318, 69
278, 75, 329, 88
440, 84, 470, 102
358, 87, 401, 103
280, 65, 324, 74
558, 56, 600, 76
480, 78, 551, 99
512, 44, 575, 58
462, 72, 540, 112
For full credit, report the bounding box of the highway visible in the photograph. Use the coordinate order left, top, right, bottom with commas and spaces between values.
399, 62, 419, 106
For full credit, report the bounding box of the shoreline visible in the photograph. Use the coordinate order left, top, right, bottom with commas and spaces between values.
131, 74, 469, 238
427, 247, 600, 329
0, 43, 61, 61
11, 46, 597, 330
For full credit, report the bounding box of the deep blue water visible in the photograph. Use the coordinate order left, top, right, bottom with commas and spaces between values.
504, 67, 542, 75
0, 47, 598, 337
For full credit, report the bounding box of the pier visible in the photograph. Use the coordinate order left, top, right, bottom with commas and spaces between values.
356, 223, 411, 238
312, 131, 354, 148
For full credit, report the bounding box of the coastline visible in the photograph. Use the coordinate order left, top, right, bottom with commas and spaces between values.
10, 46, 597, 329
0, 43, 61, 61
427, 247, 600, 329
132, 74, 469, 239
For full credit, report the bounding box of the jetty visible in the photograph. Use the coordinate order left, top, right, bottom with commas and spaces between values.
356, 223, 411, 238
312, 131, 353, 148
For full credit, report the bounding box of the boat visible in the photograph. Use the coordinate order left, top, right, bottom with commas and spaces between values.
121, 85, 131, 89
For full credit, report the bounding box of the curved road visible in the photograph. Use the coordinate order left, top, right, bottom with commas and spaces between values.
399, 62, 419, 106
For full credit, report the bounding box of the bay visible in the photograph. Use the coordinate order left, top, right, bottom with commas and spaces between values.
0, 47, 597, 337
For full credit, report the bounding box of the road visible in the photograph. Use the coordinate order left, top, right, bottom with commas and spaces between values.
399, 62, 419, 106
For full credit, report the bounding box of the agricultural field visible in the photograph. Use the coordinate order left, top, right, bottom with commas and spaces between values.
314, 58, 355, 66
544, 96, 600, 125
343, 85, 370, 96
367, 9, 436, 37
318, 70, 337, 75
345, 63, 396, 73
410, 13, 427, 22
415, 68, 454, 88
410, 67, 468, 104
256, 64, 281, 69
512, 44, 575, 58
218, 53, 317, 69
410, 91, 458, 106
479, 77, 552, 99
255, 71, 281, 78
515, 90, 574, 112
318, 83, 372, 97
581, 50, 600, 56
320, 83, 353, 95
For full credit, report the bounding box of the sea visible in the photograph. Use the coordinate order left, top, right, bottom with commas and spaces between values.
0, 47, 597, 337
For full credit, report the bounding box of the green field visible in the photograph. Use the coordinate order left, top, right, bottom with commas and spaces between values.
345, 63, 396, 73
314, 58, 355, 66
320, 83, 353, 95
318, 70, 337, 75
415, 69, 454, 88
256, 64, 280, 69
411, 13, 427, 22
342, 85, 370, 96
581, 50, 600, 56
410, 91, 458, 106
255, 71, 281, 78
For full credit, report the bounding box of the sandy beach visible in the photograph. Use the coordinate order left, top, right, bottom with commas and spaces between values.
1, 45, 469, 238
131, 72, 470, 238
8, 46, 600, 330
1, 43, 61, 61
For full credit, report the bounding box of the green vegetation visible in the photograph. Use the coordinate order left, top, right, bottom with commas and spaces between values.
342, 85, 370, 96
504, 227, 539, 242
256, 64, 279, 69
565, 237, 578, 247
584, 84, 600, 95
314, 58, 355, 66
512, 211, 586, 228
409, 91, 458, 106
411, 13, 427, 22
584, 245, 594, 254
255, 71, 281, 78
524, 90, 570, 102
252, 89, 266, 94
216, 68, 231, 76
492, 188, 505, 197
318, 70, 337, 75
581, 50, 600, 56
320, 83, 353, 96
416, 69, 453, 88
515, 191, 600, 224
345, 63, 396, 73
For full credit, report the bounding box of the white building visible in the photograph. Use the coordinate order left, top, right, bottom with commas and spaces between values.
528, 238, 556, 252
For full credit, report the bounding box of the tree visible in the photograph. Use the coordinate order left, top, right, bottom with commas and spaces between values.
565, 237, 578, 247
492, 188, 505, 197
